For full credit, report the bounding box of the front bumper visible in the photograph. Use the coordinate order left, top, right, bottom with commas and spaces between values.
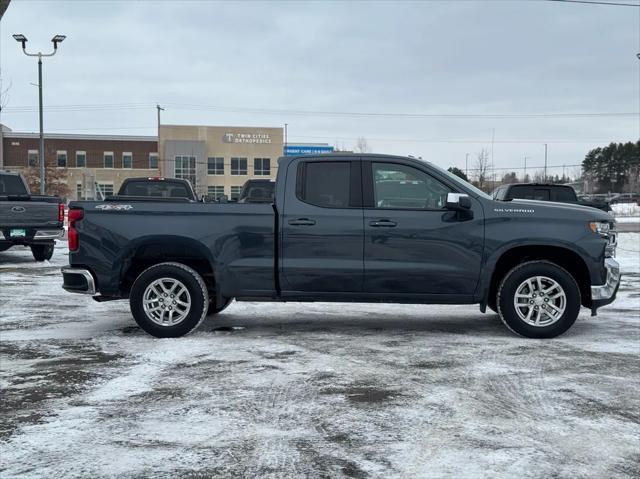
62, 267, 96, 295
591, 257, 621, 309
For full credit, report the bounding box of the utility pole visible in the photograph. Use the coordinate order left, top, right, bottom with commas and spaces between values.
284, 123, 288, 155
524, 156, 529, 181
13, 34, 66, 195
544, 143, 548, 182
465, 153, 469, 179
156, 104, 164, 175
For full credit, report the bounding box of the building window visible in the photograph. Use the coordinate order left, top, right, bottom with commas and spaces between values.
122, 152, 133, 169
230, 186, 242, 200
97, 182, 114, 199
76, 183, 83, 200
28, 150, 38, 167
76, 151, 86, 168
207, 157, 224, 175
149, 153, 159, 169
231, 157, 247, 175
254, 158, 271, 176
174, 155, 197, 187
57, 151, 67, 168
104, 152, 114, 168
207, 185, 225, 199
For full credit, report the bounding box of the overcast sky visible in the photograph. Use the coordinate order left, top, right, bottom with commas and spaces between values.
1, 0, 638, 177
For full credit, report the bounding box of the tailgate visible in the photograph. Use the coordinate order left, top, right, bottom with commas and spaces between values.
0, 201, 61, 228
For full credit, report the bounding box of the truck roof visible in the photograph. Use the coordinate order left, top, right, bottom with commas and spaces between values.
504, 183, 573, 188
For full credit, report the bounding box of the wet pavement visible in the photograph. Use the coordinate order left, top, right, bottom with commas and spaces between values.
1, 237, 639, 478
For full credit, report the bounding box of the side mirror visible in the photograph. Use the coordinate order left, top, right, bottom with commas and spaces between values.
446, 193, 471, 210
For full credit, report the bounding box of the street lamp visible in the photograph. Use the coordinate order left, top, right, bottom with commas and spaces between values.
13, 34, 66, 194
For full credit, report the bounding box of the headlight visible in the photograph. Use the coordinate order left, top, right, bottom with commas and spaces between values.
589, 221, 610, 236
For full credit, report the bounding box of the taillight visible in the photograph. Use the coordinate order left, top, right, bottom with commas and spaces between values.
68, 208, 84, 252
58, 203, 65, 223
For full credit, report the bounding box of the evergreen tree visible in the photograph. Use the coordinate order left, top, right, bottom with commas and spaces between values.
582, 141, 640, 193
447, 166, 469, 182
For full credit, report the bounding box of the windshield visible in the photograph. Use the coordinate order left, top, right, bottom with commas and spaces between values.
423, 161, 492, 200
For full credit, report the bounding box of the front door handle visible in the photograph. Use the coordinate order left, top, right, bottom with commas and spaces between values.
369, 219, 397, 227
288, 218, 316, 226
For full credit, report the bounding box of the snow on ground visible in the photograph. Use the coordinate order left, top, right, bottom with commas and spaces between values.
0, 238, 639, 478
612, 202, 640, 219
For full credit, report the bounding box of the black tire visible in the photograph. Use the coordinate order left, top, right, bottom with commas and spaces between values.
129, 262, 209, 338
208, 297, 232, 316
31, 243, 54, 262
497, 261, 581, 339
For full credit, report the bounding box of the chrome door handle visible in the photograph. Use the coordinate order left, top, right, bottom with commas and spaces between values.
288, 218, 316, 226
369, 220, 397, 227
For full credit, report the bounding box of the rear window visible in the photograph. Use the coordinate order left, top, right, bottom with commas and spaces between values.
551, 187, 576, 202
120, 181, 190, 198
298, 162, 350, 208
508, 186, 550, 201
0, 175, 28, 195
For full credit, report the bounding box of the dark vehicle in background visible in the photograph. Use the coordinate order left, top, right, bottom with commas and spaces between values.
0, 171, 64, 261
492, 183, 612, 212
62, 154, 619, 340
114, 177, 198, 201
238, 179, 275, 203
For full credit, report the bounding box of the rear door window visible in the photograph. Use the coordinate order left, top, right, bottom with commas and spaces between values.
298, 162, 351, 208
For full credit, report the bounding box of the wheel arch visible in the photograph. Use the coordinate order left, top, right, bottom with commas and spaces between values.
482, 243, 593, 310
119, 236, 217, 297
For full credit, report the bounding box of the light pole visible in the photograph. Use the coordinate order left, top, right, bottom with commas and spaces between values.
13, 34, 66, 195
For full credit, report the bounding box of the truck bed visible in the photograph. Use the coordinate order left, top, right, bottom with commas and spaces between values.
68, 200, 276, 297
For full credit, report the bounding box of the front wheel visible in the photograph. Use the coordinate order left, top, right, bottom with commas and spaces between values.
31, 243, 54, 262
129, 262, 209, 338
497, 261, 581, 338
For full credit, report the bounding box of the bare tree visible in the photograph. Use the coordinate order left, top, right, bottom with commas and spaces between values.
24, 165, 71, 199
473, 148, 492, 190
355, 137, 371, 153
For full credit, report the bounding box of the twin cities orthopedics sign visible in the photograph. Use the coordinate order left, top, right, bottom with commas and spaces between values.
222, 132, 272, 144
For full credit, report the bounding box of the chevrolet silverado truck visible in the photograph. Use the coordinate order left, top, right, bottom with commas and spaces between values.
0, 171, 64, 261
61, 154, 620, 339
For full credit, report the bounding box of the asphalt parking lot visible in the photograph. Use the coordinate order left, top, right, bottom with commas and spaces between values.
1, 235, 639, 479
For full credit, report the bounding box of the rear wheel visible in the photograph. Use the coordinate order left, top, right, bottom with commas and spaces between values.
31, 243, 54, 262
497, 261, 581, 338
129, 262, 209, 338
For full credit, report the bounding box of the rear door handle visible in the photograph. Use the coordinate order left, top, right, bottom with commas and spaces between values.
369, 219, 397, 227
288, 218, 316, 226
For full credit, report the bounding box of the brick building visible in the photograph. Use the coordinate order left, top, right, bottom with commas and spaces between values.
1, 125, 158, 199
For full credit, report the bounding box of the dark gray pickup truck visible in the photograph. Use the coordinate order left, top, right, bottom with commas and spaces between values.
62, 154, 620, 339
0, 171, 64, 261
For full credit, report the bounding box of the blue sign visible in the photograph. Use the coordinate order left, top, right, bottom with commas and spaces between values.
284, 145, 334, 156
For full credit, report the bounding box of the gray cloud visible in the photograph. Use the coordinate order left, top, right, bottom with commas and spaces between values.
1, 0, 638, 176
